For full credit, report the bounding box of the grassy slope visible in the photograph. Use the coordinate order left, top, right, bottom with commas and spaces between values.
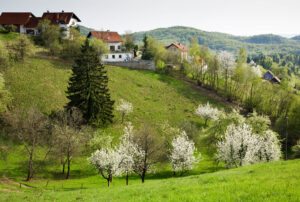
0, 159, 299, 201
3, 54, 224, 137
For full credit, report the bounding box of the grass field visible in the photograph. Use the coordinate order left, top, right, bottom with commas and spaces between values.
3, 53, 225, 138
0, 159, 299, 201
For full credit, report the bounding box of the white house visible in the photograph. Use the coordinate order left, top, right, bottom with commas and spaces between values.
0, 11, 81, 36
87, 30, 133, 62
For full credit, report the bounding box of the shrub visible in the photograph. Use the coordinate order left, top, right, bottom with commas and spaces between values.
7, 34, 33, 61
0, 40, 9, 69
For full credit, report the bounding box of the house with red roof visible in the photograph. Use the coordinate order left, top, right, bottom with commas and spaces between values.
87, 30, 133, 62
0, 12, 39, 34
0, 11, 81, 35
165, 42, 188, 62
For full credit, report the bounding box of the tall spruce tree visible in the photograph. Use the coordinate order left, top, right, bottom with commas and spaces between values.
66, 39, 114, 126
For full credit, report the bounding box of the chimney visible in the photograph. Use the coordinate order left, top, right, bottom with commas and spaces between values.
62, 10, 64, 13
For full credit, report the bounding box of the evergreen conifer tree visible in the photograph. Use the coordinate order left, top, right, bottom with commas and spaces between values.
66, 39, 114, 126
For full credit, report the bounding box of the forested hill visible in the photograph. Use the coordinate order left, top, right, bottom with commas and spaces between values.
78, 25, 93, 36
131, 26, 300, 56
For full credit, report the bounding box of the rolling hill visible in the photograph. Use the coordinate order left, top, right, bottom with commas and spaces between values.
131, 26, 300, 56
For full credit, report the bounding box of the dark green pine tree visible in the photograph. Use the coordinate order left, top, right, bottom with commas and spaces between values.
66, 39, 114, 126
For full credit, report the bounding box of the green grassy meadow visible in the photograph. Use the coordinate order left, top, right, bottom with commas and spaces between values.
0, 159, 299, 201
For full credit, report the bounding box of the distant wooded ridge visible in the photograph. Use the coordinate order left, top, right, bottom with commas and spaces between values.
79, 25, 300, 56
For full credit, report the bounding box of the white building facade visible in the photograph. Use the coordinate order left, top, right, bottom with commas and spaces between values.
87, 31, 133, 62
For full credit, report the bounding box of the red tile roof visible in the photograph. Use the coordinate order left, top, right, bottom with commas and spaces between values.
25, 17, 41, 28
41, 12, 81, 25
0, 12, 35, 25
166, 43, 188, 52
87, 31, 123, 43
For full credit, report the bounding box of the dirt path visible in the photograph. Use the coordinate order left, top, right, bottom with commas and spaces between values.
171, 74, 239, 109
0, 173, 35, 189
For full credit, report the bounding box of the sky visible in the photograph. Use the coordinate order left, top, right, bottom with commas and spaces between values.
1, 0, 300, 36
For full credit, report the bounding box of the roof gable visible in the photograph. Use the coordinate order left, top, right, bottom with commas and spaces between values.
41, 12, 81, 25
166, 43, 188, 52
88, 31, 123, 43
0, 12, 35, 25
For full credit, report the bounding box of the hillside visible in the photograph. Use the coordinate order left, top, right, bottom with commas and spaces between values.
131, 26, 300, 55
78, 25, 93, 36
2, 48, 225, 138
1, 158, 299, 201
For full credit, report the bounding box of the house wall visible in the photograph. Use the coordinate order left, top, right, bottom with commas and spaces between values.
102, 53, 133, 62
108, 42, 122, 51
19, 25, 26, 34
264, 72, 273, 80
104, 60, 155, 71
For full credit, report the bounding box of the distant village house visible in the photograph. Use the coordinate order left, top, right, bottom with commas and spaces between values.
165, 42, 188, 61
87, 30, 133, 62
264, 70, 281, 84
0, 11, 81, 36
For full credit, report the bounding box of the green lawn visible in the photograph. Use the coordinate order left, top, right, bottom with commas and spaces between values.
0, 159, 299, 201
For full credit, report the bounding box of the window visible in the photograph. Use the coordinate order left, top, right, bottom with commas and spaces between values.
119, 55, 122, 58
110, 46, 115, 51
112, 55, 115, 59
118, 46, 121, 50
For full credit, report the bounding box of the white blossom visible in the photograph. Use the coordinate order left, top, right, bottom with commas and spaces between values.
195, 102, 220, 125
170, 131, 199, 174
88, 148, 122, 186
217, 51, 236, 76
116, 99, 133, 115
216, 123, 281, 168
117, 122, 142, 175
251, 65, 262, 78
257, 130, 281, 162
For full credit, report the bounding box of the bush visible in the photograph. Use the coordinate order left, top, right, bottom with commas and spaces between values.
7, 34, 33, 61
0, 40, 9, 69
2, 25, 17, 33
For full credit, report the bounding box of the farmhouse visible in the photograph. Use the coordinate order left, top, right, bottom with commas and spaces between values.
0, 11, 81, 35
165, 42, 188, 61
264, 70, 281, 84
87, 30, 133, 62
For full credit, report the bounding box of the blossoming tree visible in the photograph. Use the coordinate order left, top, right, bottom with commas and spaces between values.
88, 148, 121, 187
170, 131, 199, 175
117, 122, 143, 185
116, 99, 133, 123
195, 102, 220, 126
216, 123, 281, 168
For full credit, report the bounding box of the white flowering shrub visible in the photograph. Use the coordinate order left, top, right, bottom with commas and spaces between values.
170, 131, 199, 175
257, 130, 281, 162
251, 65, 262, 78
195, 102, 220, 126
216, 123, 281, 168
117, 122, 144, 185
88, 148, 121, 187
217, 51, 236, 76
116, 99, 133, 123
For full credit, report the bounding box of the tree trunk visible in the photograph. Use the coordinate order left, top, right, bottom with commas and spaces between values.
109, 174, 112, 182
62, 161, 65, 175
107, 179, 110, 187
66, 158, 71, 179
26, 152, 33, 181
141, 170, 146, 183
121, 112, 125, 124
126, 172, 129, 185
